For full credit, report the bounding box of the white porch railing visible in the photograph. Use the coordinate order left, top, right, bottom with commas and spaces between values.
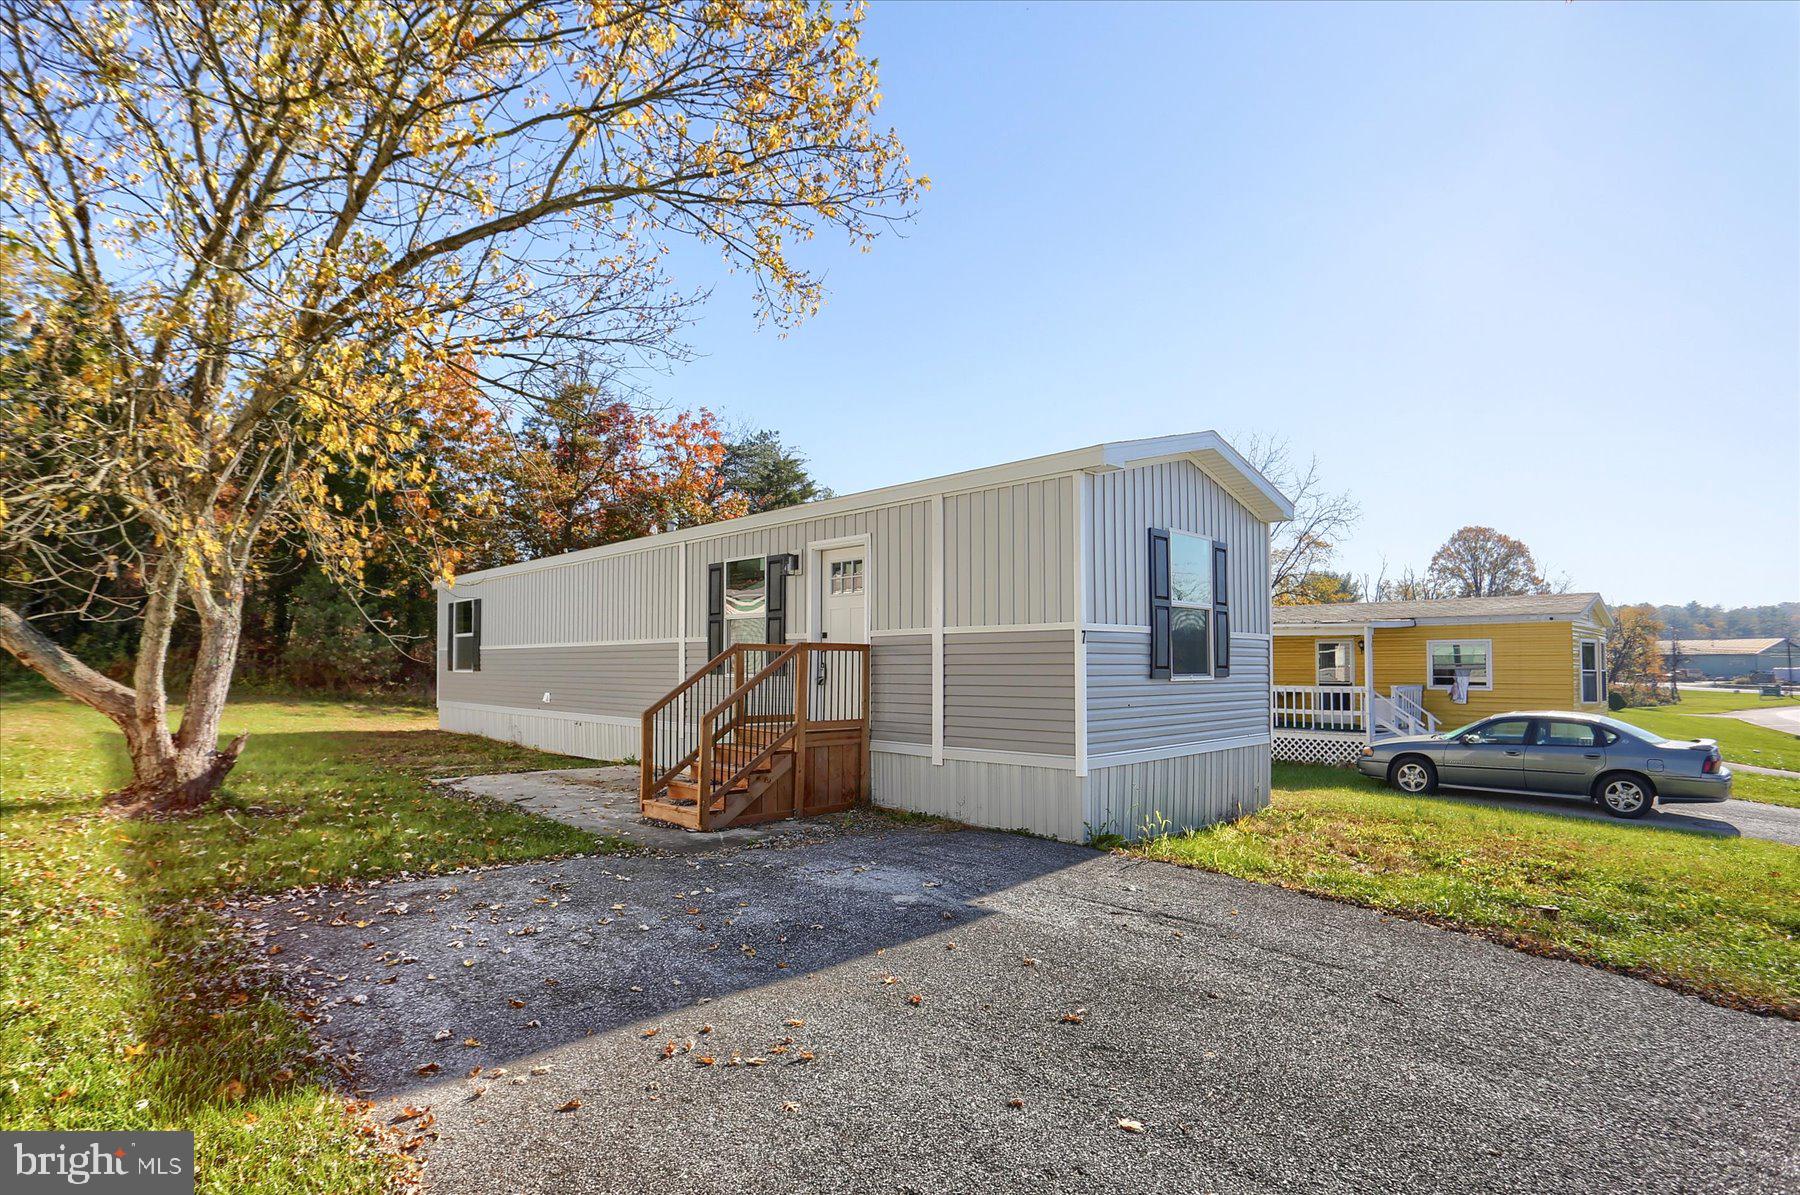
1272, 685, 1366, 734
1272, 685, 1441, 740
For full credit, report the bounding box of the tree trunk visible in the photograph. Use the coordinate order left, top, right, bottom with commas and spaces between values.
0, 576, 251, 812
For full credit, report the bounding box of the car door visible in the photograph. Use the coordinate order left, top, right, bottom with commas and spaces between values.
1438, 718, 1532, 790
1524, 718, 1607, 796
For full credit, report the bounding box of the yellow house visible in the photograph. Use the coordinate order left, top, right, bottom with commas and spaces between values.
1271, 593, 1612, 765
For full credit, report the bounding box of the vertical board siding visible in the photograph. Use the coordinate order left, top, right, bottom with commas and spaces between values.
871, 750, 1083, 840
1082, 742, 1270, 838
445, 544, 682, 646
1271, 621, 1581, 723
1086, 460, 1271, 634
684, 500, 933, 635
1086, 633, 1272, 755
942, 476, 1074, 628
943, 631, 1077, 755
871, 635, 932, 744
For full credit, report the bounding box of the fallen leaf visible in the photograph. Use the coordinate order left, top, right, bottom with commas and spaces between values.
784, 1018, 805, 1028
433, 1029, 452, 1042
1118, 1118, 1144, 1133
1060, 1009, 1087, 1024
695, 1055, 715, 1066
461, 1038, 481, 1048
416, 1062, 440, 1076
906, 993, 923, 1006
642, 1028, 660, 1038
1008, 1098, 1025, 1109
509, 999, 527, 1009
556, 1099, 582, 1113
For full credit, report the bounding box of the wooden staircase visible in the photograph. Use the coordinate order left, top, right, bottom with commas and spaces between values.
640, 642, 870, 832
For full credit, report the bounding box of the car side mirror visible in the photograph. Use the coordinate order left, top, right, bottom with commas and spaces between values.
1460, 733, 1483, 745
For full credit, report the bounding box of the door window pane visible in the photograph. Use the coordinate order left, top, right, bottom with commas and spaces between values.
1479, 719, 1531, 745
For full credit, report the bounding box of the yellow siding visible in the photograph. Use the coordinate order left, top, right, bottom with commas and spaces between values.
1274, 621, 1598, 723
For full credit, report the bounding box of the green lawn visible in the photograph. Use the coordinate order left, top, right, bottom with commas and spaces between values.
1612, 689, 1800, 807
0, 694, 610, 1193
1130, 763, 1800, 1018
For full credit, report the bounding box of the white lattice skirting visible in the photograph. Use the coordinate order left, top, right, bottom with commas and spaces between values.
1272, 734, 1365, 768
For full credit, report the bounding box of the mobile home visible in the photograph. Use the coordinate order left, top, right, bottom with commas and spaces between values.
438, 432, 1293, 841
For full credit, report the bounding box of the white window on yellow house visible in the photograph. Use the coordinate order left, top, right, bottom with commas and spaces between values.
1427, 639, 1492, 690
1316, 640, 1355, 686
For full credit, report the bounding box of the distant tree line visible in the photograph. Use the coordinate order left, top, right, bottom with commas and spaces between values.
1638, 602, 1799, 641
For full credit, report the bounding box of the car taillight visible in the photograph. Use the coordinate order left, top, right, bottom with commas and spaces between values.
1702, 755, 1720, 775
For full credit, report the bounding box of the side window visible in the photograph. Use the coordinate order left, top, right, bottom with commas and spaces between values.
1541, 720, 1599, 747
450, 598, 481, 672
1479, 719, 1531, 745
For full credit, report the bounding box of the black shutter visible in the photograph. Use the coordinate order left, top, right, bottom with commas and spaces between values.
469, 599, 482, 673
764, 555, 788, 645
1148, 528, 1171, 679
706, 563, 725, 658
1212, 541, 1230, 677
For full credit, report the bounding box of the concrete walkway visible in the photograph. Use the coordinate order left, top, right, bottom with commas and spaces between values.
1712, 704, 1800, 737
433, 767, 831, 855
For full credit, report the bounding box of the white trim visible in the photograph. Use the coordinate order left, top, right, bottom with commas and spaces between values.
1275, 611, 1598, 632
1425, 637, 1495, 691
867, 628, 933, 640
450, 598, 479, 672
676, 541, 688, 679
1074, 471, 1090, 778
442, 431, 1290, 588
1087, 732, 1274, 769
439, 700, 640, 730
484, 637, 679, 652
873, 740, 1078, 772
930, 493, 945, 767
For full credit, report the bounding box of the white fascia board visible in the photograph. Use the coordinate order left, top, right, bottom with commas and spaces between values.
1097, 431, 1296, 523
1273, 619, 1416, 633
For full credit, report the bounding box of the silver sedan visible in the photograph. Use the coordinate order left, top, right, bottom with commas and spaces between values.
1356, 711, 1732, 818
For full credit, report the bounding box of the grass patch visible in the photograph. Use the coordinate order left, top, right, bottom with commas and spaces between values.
1612, 692, 1800, 787
1129, 762, 1800, 1017
1, 694, 612, 1192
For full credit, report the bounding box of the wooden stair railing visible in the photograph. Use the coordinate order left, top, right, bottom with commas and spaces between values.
640, 642, 871, 832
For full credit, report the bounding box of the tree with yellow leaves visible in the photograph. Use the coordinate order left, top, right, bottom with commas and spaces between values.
0, 0, 921, 807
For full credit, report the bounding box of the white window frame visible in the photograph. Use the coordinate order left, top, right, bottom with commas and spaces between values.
1169, 530, 1215, 681
1426, 638, 1493, 691
1579, 638, 1605, 704
450, 598, 478, 673
1315, 639, 1356, 686
722, 554, 768, 646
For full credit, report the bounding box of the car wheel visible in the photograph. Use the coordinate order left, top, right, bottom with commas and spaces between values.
1390, 756, 1437, 795
1595, 773, 1655, 819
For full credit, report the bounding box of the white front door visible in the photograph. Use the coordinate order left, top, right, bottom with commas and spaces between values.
819, 547, 868, 644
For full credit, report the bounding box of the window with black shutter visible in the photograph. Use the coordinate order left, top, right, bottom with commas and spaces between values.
1212, 540, 1231, 677
706, 563, 725, 658
764, 554, 789, 645
1148, 528, 1172, 679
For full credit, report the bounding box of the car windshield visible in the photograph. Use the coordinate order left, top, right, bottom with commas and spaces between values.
1443, 720, 1486, 739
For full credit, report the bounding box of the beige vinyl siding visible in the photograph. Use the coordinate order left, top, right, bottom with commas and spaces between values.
1085, 459, 1271, 634
1086, 632, 1271, 756
1082, 741, 1270, 837
437, 641, 679, 720
942, 476, 1075, 628
943, 630, 1077, 756
870, 635, 931, 745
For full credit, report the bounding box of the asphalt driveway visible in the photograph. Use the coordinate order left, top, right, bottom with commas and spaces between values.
234, 827, 1798, 1194
1417, 787, 1800, 846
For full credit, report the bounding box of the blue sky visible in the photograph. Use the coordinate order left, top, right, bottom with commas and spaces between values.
653, 1, 1798, 608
